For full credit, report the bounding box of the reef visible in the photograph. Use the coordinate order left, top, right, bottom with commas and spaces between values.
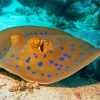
0, 0, 12, 7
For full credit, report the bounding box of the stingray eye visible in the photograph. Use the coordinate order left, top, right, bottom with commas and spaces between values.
39, 40, 52, 52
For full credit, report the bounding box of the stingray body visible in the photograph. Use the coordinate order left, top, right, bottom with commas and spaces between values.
0, 26, 100, 84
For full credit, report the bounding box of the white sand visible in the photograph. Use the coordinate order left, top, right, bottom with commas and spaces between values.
0, 70, 100, 100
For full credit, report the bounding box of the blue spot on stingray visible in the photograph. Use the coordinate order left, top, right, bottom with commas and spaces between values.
60, 64, 63, 67
59, 57, 64, 61
50, 60, 54, 64
3, 48, 7, 51
64, 54, 72, 59
60, 46, 64, 50
48, 74, 52, 78
70, 44, 75, 47
26, 57, 31, 63
58, 67, 62, 71
55, 63, 58, 66
30, 32, 33, 35
50, 33, 54, 36
74, 59, 80, 63
44, 54, 46, 58
66, 66, 69, 71
57, 37, 60, 41
67, 55, 72, 59
38, 62, 43, 67
63, 53, 68, 57
40, 32, 43, 35
80, 52, 85, 56
33, 54, 38, 58
32, 71, 36, 74
71, 48, 75, 51
27, 66, 31, 70
80, 44, 84, 48
41, 73, 45, 76
10, 54, 14, 58
16, 56, 20, 60
15, 65, 19, 68
0, 56, 3, 59
34, 32, 38, 35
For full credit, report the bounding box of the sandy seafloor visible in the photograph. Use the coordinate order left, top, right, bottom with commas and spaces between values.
0, 69, 100, 100
0, 0, 100, 100
0, 71, 100, 100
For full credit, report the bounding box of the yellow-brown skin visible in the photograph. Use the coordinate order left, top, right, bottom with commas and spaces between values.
0, 26, 100, 85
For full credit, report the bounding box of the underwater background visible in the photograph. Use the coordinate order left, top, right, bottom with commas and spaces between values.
0, 0, 100, 100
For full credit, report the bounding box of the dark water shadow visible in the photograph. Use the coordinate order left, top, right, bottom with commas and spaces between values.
47, 74, 100, 88
0, 68, 23, 81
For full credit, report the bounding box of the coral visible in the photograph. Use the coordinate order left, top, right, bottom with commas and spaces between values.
0, 0, 12, 7
44, 0, 77, 17
56, 0, 68, 4
93, 0, 100, 6
52, 17, 68, 29
16, 7, 34, 15
17, 0, 75, 16
66, 1, 97, 20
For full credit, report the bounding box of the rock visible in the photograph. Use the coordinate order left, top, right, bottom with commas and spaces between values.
93, 0, 100, 6
53, 0, 68, 5
17, 0, 68, 7
16, 7, 33, 15
98, 12, 100, 29
0, 6, 3, 15
44, 0, 77, 16
17, 0, 47, 7
17, 0, 34, 7
0, 0, 12, 7
17, 0, 75, 16
66, 1, 97, 20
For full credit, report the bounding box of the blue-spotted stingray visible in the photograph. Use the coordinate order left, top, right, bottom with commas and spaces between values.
0, 26, 100, 85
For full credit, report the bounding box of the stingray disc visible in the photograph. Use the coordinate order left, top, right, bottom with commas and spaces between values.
0, 26, 100, 84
